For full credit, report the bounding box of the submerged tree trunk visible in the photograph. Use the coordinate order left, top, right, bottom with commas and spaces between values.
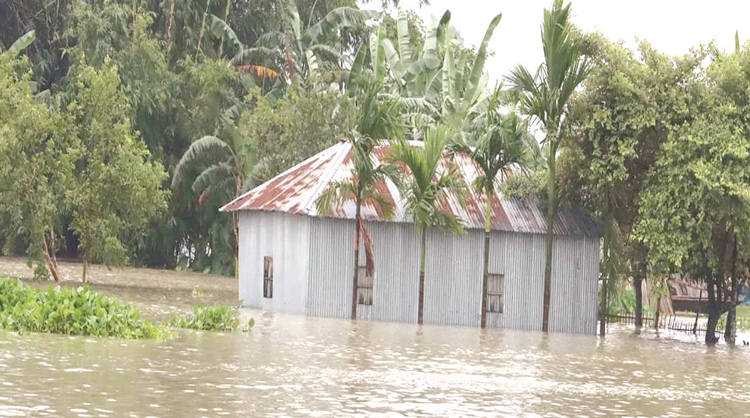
725, 236, 738, 344
600, 209, 612, 336
542, 144, 557, 333
693, 289, 702, 334
481, 191, 492, 329
634, 276, 643, 329
706, 275, 719, 344
351, 193, 362, 321
418, 226, 427, 325
654, 296, 661, 330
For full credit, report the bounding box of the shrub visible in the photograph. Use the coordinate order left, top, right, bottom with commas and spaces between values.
0, 277, 171, 339
170, 303, 251, 332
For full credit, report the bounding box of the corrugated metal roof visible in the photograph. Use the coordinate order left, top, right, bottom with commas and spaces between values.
221, 140, 601, 237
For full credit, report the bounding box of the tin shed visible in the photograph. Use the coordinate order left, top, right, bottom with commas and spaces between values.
221, 140, 601, 334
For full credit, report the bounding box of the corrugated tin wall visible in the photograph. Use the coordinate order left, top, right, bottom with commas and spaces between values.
239, 213, 599, 334
238, 212, 310, 314
423, 230, 484, 327
307, 218, 421, 322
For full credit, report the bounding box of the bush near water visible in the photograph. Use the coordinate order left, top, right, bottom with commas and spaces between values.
0, 278, 251, 338
0, 277, 170, 339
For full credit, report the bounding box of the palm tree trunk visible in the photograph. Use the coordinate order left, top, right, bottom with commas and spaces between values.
600, 208, 612, 336
542, 143, 556, 332
418, 225, 427, 325
481, 191, 492, 328
351, 193, 362, 321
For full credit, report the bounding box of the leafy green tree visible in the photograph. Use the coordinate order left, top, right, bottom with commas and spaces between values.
67, 63, 169, 282
316, 79, 403, 320
506, 0, 592, 332
0, 54, 74, 281
388, 125, 466, 325
454, 86, 531, 328
563, 35, 657, 333
242, 87, 356, 182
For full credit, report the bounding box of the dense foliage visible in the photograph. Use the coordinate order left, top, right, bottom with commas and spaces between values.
4, 0, 750, 345
0, 278, 170, 338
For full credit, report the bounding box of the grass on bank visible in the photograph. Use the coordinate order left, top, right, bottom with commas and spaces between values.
0, 277, 251, 338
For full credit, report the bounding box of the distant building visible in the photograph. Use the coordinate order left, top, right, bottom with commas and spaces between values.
221, 140, 601, 334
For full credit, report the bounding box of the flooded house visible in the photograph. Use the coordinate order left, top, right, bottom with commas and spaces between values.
221, 140, 601, 334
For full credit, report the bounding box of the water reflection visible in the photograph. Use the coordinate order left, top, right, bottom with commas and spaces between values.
1, 311, 750, 417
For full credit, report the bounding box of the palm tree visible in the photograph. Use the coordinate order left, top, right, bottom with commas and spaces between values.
316, 79, 403, 320
388, 126, 467, 325
506, 0, 592, 332
455, 86, 532, 328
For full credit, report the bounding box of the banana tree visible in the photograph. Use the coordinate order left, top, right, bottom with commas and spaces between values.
248, 0, 380, 86
441, 13, 502, 143
388, 125, 467, 325
506, 0, 593, 332
316, 79, 403, 320
3, 30, 35, 57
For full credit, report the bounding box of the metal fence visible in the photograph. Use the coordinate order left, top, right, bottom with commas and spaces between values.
607, 313, 710, 335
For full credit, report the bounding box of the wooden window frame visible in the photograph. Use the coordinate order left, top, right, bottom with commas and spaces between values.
356, 266, 373, 306
487, 273, 504, 313
263, 256, 273, 299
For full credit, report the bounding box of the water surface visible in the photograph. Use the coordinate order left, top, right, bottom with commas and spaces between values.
2, 310, 750, 417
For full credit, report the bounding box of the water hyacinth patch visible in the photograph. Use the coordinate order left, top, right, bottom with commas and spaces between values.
170, 303, 252, 332
0, 277, 171, 339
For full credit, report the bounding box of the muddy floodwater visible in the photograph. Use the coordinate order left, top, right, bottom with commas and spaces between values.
2, 259, 750, 417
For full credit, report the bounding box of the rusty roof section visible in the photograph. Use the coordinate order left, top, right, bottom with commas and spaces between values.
221, 141, 601, 237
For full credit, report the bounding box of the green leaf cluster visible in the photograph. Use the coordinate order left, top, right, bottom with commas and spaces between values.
0, 277, 171, 339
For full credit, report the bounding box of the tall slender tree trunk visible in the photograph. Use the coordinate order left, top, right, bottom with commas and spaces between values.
725, 235, 738, 344
600, 209, 612, 336
481, 191, 492, 329
351, 192, 362, 321
196, 0, 211, 57
654, 295, 661, 330
82, 256, 88, 284
166, 0, 176, 52
542, 143, 557, 333
418, 225, 427, 325
693, 289, 702, 333
706, 273, 719, 344
43, 231, 60, 282
634, 275, 643, 329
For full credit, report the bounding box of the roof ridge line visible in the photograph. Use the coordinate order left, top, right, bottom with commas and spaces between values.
300, 141, 352, 216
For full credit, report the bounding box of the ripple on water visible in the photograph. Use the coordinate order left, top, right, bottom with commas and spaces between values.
1, 316, 750, 417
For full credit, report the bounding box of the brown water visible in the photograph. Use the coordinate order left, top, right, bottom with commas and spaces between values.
2, 310, 750, 418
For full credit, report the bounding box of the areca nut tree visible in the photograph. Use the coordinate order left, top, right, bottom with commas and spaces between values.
388, 125, 467, 325
316, 79, 403, 320
456, 86, 532, 328
506, 0, 593, 332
